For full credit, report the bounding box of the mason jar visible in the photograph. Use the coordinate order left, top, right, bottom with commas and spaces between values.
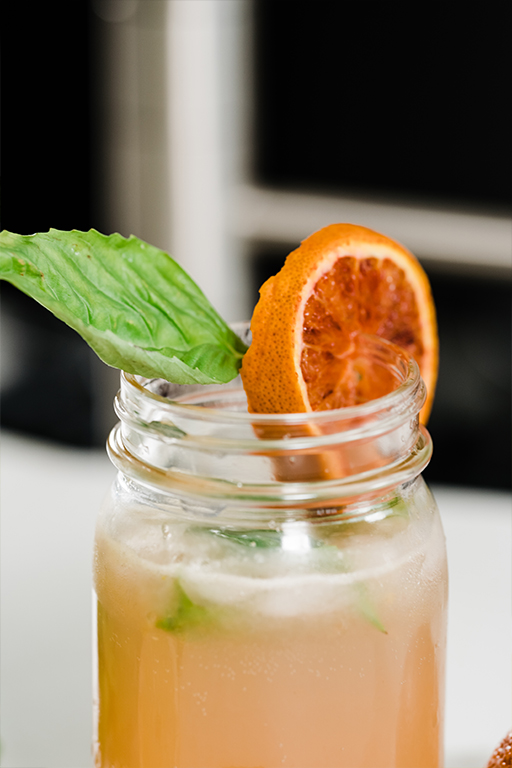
93, 332, 448, 768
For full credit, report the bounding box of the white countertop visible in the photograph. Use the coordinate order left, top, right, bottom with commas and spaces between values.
1, 431, 510, 768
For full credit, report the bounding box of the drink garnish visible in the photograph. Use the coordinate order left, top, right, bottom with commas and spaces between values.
1, 225, 437, 421
240, 223, 438, 423
0, 228, 247, 385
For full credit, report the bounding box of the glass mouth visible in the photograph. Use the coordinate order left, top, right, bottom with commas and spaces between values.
108, 329, 431, 509
122, 330, 425, 430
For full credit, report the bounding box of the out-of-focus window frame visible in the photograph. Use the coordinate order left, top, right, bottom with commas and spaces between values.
97, 0, 511, 325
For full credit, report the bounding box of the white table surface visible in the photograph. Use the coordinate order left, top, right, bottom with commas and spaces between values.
1, 431, 510, 768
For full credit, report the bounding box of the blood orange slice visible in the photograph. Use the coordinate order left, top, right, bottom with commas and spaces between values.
241, 224, 438, 423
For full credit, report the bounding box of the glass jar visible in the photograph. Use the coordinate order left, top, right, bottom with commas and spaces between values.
93, 332, 447, 768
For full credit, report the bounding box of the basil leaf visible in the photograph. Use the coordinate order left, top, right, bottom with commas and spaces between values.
0, 229, 248, 384
156, 581, 213, 633
356, 583, 387, 634
210, 528, 285, 548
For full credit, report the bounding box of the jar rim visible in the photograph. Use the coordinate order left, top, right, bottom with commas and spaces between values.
109, 331, 431, 508
121, 332, 425, 427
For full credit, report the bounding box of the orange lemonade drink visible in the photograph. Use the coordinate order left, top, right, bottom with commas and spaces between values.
94, 479, 446, 768
94, 335, 447, 768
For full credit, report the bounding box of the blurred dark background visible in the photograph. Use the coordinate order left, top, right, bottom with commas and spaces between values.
1, 3, 100, 445
1, 1, 510, 489
253, 4, 510, 211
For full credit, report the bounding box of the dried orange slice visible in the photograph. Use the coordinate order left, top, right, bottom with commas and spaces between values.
241, 224, 438, 423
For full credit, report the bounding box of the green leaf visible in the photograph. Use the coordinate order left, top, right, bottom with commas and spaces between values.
210, 528, 285, 549
156, 581, 213, 633
0, 229, 248, 384
355, 583, 387, 634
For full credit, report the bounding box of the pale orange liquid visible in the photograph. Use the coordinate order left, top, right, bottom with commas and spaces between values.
94, 512, 447, 768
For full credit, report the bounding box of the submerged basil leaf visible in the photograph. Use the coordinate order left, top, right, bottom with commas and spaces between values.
210, 528, 285, 549
0, 229, 247, 384
356, 583, 387, 634
156, 581, 213, 633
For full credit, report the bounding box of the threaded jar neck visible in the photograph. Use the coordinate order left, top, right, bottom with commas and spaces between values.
107, 332, 432, 516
